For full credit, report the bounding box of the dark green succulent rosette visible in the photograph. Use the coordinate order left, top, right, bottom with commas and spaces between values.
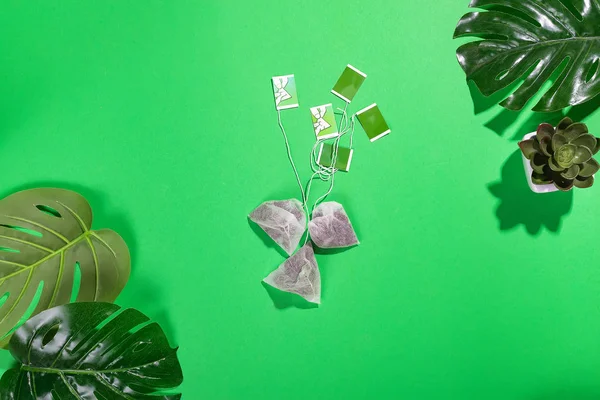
518, 118, 600, 191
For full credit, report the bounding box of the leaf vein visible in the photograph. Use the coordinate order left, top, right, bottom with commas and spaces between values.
0, 235, 52, 253
59, 371, 83, 399
4, 216, 68, 243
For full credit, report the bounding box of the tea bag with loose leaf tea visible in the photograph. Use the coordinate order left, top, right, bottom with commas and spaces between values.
263, 242, 321, 304
249, 199, 306, 256
308, 201, 359, 249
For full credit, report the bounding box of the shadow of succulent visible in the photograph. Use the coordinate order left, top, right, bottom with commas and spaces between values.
488, 150, 573, 235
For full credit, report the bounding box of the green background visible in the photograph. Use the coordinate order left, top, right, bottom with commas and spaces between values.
0, 1, 599, 399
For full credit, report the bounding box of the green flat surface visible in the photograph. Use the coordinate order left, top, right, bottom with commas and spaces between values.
1, 1, 600, 399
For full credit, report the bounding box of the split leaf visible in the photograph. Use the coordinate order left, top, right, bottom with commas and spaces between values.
0, 188, 130, 343
0, 302, 183, 399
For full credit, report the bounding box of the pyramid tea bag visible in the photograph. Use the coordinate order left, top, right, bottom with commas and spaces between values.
263, 242, 321, 304
308, 202, 359, 249
249, 199, 306, 256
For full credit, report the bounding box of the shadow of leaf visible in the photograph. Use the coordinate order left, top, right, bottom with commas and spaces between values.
466, 57, 600, 140
488, 150, 573, 235
479, 93, 600, 141
261, 281, 318, 310
468, 79, 525, 116
117, 276, 178, 346
507, 111, 565, 141
529, 386, 600, 400
567, 95, 600, 124
484, 108, 522, 137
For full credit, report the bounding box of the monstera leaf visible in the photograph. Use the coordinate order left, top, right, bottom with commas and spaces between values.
0, 302, 183, 399
454, 0, 600, 112
0, 188, 130, 342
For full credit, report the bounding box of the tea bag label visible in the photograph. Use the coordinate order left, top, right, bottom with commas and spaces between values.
310, 104, 339, 140
331, 65, 367, 103
272, 74, 299, 110
317, 143, 354, 172
356, 103, 391, 142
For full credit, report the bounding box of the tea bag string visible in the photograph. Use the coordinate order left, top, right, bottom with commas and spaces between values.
302, 104, 356, 245
277, 109, 307, 205
313, 109, 355, 209
305, 103, 355, 208
314, 110, 355, 209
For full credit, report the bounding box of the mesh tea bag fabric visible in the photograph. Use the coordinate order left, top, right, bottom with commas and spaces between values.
263, 242, 321, 304
249, 199, 306, 256
308, 201, 359, 249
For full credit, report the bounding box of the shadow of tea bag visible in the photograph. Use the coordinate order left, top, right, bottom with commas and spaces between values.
249, 199, 306, 256
263, 242, 321, 304
308, 202, 359, 249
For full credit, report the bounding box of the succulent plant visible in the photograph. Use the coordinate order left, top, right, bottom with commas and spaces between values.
518, 118, 600, 191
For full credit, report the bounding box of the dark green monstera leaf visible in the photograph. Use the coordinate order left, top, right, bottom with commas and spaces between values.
0, 188, 130, 344
0, 302, 183, 399
454, 0, 600, 111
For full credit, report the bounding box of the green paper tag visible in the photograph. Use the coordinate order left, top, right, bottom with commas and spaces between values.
356, 103, 390, 142
310, 104, 339, 140
318, 142, 354, 172
331, 65, 366, 103
272, 74, 299, 110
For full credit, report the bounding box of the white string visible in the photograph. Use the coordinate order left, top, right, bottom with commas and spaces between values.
302, 103, 356, 244
310, 109, 354, 211
277, 110, 307, 205
275, 100, 356, 247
